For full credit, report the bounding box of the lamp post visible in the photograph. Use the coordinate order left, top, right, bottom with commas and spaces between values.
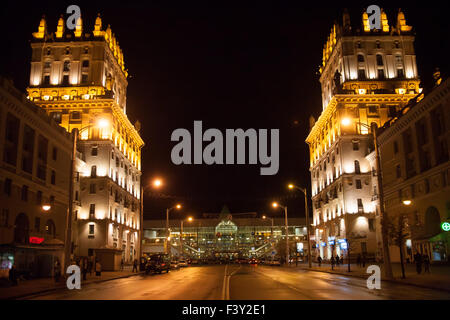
180, 216, 193, 258
341, 118, 393, 279
262, 215, 275, 260
288, 184, 312, 268
65, 118, 109, 270
165, 204, 182, 259
272, 202, 289, 266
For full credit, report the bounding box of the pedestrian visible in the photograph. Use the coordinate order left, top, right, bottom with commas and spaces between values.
317, 256, 322, 267
133, 259, 138, 273
356, 253, 362, 267
9, 264, 18, 286
414, 252, 422, 274
95, 260, 102, 276
423, 254, 430, 274
362, 254, 366, 268
54, 258, 61, 283
331, 256, 335, 270
335, 254, 340, 265
88, 256, 93, 276
121, 258, 124, 271
82, 258, 88, 280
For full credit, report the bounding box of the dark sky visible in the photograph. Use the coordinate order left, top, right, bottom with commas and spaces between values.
1, 0, 449, 220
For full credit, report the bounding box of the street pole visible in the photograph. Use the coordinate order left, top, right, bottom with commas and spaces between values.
65, 128, 77, 270
284, 206, 289, 267
166, 208, 170, 258
139, 186, 143, 260
371, 122, 393, 279
300, 188, 312, 268
180, 220, 183, 258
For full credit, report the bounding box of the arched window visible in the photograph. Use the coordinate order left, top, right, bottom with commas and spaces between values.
355, 160, 361, 174
45, 219, 56, 238
91, 165, 97, 177
14, 213, 29, 244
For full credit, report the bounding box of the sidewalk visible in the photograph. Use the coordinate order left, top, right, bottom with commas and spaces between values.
0, 265, 144, 300
294, 262, 450, 293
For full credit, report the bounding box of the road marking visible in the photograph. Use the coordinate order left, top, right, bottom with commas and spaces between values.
222, 264, 241, 300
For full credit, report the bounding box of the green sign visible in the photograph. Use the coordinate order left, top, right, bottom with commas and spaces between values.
442, 222, 450, 232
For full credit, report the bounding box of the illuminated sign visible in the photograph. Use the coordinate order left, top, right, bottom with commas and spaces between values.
442, 222, 450, 232
329, 240, 335, 245
29, 237, 44, 244
321, 242, 327, 247
337, 239, 347, 244
340, 242, 348, 250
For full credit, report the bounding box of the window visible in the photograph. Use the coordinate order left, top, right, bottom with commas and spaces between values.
65, 47, 70, 55
43, 75, 50, 85
45, 220, 56, 237
352, 141, 359, 151
91, 166, 97, 178
111, 151, 115, 159
378, 69, 385, 79
368, 105, 378, 115
71, 111, 81, 120
356, 179, 362, 189
51, 170, 56, 185
394, 141, 399, 154
89, 224, 95, 235
90, 183, 96, 194
394, 41, 400, 49
82, 60, 89, 68
36, 191, 43, 205
34, 217, 40, 232
369, 219, 375, 231
355, 160, 361, 174
89, 204, 95, 219
376, 41, 381, 49
81, 74, 88, 84
376, 54, 383, 66
75, 190, 79, 201
63, 60, 70, 72
357, 199, 364, 213
395, 55, 403, 64
388, 106, 397, 117
50, 112, 62, 124
21, 185, 28, 201
397, 68, 404, 78
52, 147, 58, 160
358, 69, 366, 80
0, 209, 8, 227
44, 61, 51, 69
62, 74, 69, 85
91, 146, 98, 156
357, 54, 365, 63
74, 210, 78, 221
46, 48, 51, 55
84, 47, 89, 54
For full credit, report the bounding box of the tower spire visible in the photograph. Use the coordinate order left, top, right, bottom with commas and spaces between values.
56, 15, 65, 38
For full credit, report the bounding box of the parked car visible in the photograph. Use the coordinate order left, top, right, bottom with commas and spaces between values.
170, 260, 179, 270
178, 259, 188, 267
190, 259, 199, 265
249, 258, 258, 265
145, 254, 171, 274
270, 259, 281, 266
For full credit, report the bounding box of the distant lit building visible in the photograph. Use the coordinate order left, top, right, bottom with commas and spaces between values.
306, 9, 421, 261
377, 75, 450, 263
26, 14, 145, 270
0, 77, 74, 278
143, 211, 307, 260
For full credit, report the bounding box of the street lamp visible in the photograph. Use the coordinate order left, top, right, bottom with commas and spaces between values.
262, 215, 275, 261
272, 202, 289, 266
66, 118, 110, 270
288, 184, 312, 268
152, 178, 163, 188
42, 204, 51, 212
341, 117, 393, 279
180, 216, 194, 258
166, 204, 182, 258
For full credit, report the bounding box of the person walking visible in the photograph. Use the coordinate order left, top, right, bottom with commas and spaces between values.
423, 254, 431, 274
362, 254, 366, 268
414, 252, 422, 274
95, 260, 102, 277
356, 253, 362, 268
88, 256, 94, 276
54, 258, 61, 283
336, 254, 340, 266
331, 256, 335, 270
132, 259, 138, 273
317, 256, 322, 267
9, 264, 18, 286
121, 258, 124, 271
82, 258, 88, 281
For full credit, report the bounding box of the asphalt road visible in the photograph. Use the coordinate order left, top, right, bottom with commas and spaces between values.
27, 265, 450, 300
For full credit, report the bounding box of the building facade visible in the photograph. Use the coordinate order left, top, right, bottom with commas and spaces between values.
306, 9, 421, 262
377, 76, 450, 263
0, 77, 74, 278
26, 14, 145, 270
143, 213, 308, 261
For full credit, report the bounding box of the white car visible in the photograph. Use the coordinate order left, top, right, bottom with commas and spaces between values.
178, 260, 188, 267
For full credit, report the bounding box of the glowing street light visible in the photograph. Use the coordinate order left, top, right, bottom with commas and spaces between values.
42, 204, 51, 212
341, 117, 352, 127
97, 118, 109, 129
272, 201, 289, 266
272, 202, 279, 208
181, 216, 194, 256
152, 178, 163, 188
403, 200, 412, 206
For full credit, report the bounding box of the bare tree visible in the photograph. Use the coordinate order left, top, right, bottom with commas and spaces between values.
387, 214, 409, 279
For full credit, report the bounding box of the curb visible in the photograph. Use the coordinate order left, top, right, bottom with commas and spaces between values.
5, 272, 145, 300
296, 266, 450, 294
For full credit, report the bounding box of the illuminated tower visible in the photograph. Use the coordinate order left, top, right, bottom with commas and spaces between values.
27, 14, 144, 270
306, 9, 421, 261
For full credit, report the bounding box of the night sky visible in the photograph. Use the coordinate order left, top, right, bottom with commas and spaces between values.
1, 0, 449, 220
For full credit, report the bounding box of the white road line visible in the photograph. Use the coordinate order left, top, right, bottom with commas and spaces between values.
221, 264, 228, 300
224, 264, 241, 300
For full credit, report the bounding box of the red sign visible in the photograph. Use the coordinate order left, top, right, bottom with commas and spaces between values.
29, 237, 44, 244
